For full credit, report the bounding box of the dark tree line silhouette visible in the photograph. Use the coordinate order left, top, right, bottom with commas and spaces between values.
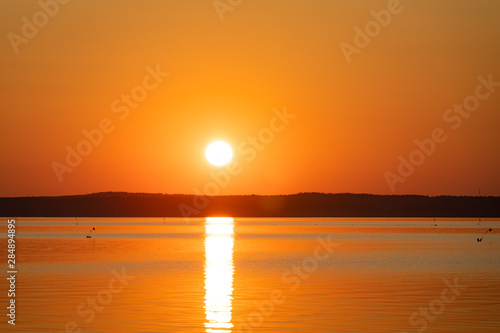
1, 192, 499, 217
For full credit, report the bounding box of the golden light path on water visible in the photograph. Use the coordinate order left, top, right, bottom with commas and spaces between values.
204, 217, 235, 332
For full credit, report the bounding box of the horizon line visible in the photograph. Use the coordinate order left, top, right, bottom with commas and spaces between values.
1, 191, 498, 199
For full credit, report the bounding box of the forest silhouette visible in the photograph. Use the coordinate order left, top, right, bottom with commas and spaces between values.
1, 192, 499, 217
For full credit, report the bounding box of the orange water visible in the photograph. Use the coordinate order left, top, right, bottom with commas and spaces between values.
1, 218, 499, 332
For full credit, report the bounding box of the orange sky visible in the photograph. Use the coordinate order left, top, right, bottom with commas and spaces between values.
1, 0, 499, 197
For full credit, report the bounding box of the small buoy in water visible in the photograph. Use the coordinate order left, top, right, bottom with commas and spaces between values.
477, 228, 493, 242
86, 227, 95, 238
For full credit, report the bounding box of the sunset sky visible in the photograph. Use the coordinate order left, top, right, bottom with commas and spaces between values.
1, 0, 499, 197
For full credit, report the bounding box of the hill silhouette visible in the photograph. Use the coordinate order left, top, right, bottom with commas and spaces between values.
1, 192, 499, 217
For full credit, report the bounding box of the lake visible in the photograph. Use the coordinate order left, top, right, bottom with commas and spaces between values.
1, 217, 499, 332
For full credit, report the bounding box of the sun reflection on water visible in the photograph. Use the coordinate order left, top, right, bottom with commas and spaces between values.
204, 217, 235, 332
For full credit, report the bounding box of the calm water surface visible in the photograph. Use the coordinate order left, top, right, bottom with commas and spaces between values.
1, 218, 499, 332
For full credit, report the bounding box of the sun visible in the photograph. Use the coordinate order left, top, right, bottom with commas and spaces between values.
205, 141, 233, 166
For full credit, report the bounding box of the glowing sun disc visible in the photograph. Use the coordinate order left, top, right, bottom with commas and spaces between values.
205, 141, 233, 166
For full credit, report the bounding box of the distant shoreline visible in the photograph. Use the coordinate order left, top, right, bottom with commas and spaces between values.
1, 192, 499, 218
